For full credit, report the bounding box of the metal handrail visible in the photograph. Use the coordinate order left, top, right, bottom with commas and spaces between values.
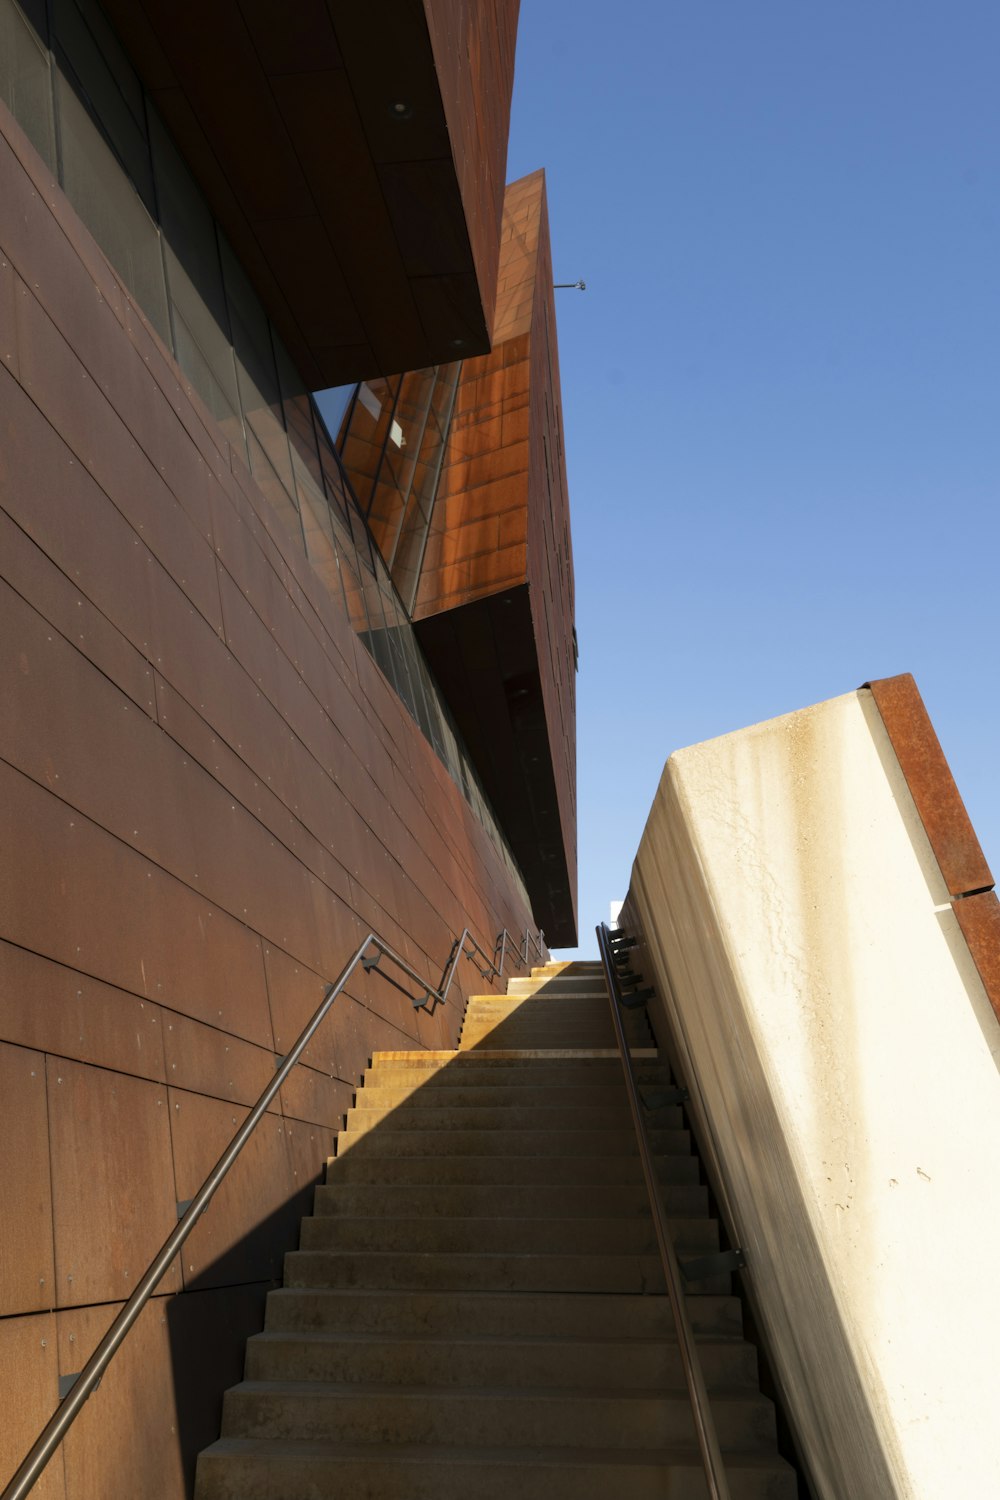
596, 922, 732, 1500
3, 919, 545, 1500
521, 924, 547, 967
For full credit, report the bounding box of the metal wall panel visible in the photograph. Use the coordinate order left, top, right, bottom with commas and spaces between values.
167, 1088, 299, 1289
0, 762, 272, 1046
0, 508, 156, 717
0, 96, 536, 1497
161, 1013, 277, 1112
0, 1044, 55, 1316
56, 1299, 185, 1500
0, 1312, 66, 1500
0, 942, 165, 1087
47, 1057, 179, 1308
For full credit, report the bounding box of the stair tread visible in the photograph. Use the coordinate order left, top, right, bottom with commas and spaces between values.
231, 1379, 768, 1402
373, 1049, 659, 1060
202, 1435, 794, 1467
250, 1329, 745, 1348
194, 1022, 796, 1496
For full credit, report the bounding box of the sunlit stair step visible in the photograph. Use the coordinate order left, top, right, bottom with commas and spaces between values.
458, 1028, 649, 1049
533, 963, 604, 977
460, 1018, 651, 1039
496, 980, 612, 996
196, 1438, 797, 1500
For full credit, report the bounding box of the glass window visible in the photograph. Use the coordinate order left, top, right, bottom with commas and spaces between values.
54, 72, 170, 341
338, 375, 399, 517
0, 0, 521, 883
53, 0, 155, 212
220, 233, 301, 538
0, 0, 56, 171
148, 109, 244, 453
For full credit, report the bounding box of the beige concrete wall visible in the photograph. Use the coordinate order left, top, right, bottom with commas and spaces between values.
622, 688, 1000, 1500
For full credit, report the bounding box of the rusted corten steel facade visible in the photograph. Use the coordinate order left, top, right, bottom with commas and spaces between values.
413, 170, 578, 944
98, 0, 520, 387
0, 3, 572, 1495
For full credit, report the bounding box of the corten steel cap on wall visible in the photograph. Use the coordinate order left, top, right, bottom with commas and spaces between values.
866, 672, 1000, 1024
865, 674, 993, 898
99, 0, 520, 388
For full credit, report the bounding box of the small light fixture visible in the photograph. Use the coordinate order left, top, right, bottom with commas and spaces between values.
389, 100, 413, 120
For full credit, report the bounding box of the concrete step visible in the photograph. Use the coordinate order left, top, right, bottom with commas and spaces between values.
297, 1213, 719, 1258
263, 1288, 744, 1341
196, 1439, 797, 1500
531, 963, 603, 977
343, 1101, 683, 1133
283, 1250, 732, 1296
244, 1330, 759, 1392
493, 975, 608, 989
354, 1081, 645, 1109
502, 980, 610, 996
364, 1060, 672, 1089
369, 1050, 660, 1067
458, 1012, 645, 1033
458, 1020, 644, 1040
497, 993, 614, 1006
323, 1152, 702, 1187
458, 1018, 649, 1038
459, 1036, 655, 1055
219, 1382, 776, 1451
311, 1180, 710, 1220
461, 998, 637, 1020
459, 1033, 650, 1052
335, 1126, 692, 1158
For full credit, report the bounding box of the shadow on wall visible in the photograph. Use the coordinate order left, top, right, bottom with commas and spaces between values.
13, 969, 642, 1499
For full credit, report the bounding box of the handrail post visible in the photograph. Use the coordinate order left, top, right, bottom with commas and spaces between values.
596, 922, 732, 1500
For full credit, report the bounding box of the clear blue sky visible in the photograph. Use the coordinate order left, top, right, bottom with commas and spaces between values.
506, 1, 1000, 959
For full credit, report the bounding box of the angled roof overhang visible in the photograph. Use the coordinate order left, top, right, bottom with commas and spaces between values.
99, 0, 519, 388
412, 171, 578, 945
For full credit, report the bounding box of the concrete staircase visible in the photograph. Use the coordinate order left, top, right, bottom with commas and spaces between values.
195, 961, 798, 1499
